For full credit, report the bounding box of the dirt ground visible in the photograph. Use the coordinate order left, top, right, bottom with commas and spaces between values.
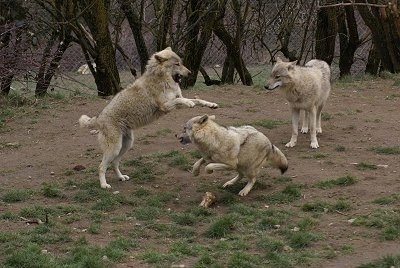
1, 78, 400, 267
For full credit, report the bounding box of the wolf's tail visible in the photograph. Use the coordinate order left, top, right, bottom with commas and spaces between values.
267, 144, 288, 174
79, 115, 98, 129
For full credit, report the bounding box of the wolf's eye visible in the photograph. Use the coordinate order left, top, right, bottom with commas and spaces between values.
275, 75, 281, 79
175, 63, 180, 66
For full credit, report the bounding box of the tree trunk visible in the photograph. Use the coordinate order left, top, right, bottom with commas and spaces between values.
357, 0, 400, 73
213, 21, 252, 86
315, 7, 338, 64
118, 0, 149, 74
337, 4, 360, 77
221, 56, 234, 84
181, 0, 219, 88
365, 42, 381, 75
85, 0, 120, 96
156, 0, 175, 50
35, 34, 71, 96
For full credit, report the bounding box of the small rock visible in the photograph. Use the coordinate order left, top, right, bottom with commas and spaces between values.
41, 249, 48, 254
112, 191, 120, 195
50, 171, 55, 175
273, 224, 281, 229
348, 218, 356, 223
283, 245, 293, 252
90, 130, 99, 135
73, 165, 86, 171
102, 255, 109, 261
291, 227, 300, 232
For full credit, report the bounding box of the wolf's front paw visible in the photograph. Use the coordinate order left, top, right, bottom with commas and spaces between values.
101, 183, 111, 189
285, 141, 296, 148
207, 102, 218, 109
186, 100, 195, 108
310, 141, 319, 149
119, 175, 130, 181
301, 127, 308, 134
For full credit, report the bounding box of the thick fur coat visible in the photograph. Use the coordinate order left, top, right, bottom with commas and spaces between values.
177, 115, 288, 196
265, 57, 331, 148
79, 47, 218, 189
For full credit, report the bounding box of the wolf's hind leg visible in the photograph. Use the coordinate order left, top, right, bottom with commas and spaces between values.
112, 130, 134, 181
316, 104, 324, 133
309, 107, 319, 148
223, 174, 242, 188
98, 131, 123, 189
238, 177, 256, 196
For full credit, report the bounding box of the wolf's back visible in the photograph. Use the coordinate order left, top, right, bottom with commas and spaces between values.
305, 59, 331, 82
268, 144, 288, 174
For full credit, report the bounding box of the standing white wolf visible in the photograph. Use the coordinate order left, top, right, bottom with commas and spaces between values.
177, 115, 288, 196
265, 57, 331, 148
79, 47, 218, 189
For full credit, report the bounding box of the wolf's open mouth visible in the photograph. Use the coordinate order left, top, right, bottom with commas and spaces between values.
173, 74, 182, 83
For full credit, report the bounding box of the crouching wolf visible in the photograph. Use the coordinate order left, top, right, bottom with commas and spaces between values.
79, 47, 218, 189
177, 115, 288, 196
265, 57, 331, 149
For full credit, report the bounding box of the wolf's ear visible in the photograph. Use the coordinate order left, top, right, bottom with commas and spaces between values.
288, 60, 297, 70
165, 47, 172, 51
209, 115, 216, 120
198, 114, 209, 124
155, 54, 168, 63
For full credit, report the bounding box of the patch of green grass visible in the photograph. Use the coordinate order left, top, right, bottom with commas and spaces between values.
385, 93, 400, 100
157, 149, 191, 170
2, 189, 32, 203
316, 175, 356, 189
4, 243, 58, 268
371, 146, 400, 155
302, 199, 351, 215
125, 156, 157, 182
156, 128, 172, 136
259, 184, 302, 204
169, 241, 205, 257
193, 254, 223, 268
170, 212, 197, 226
204, 216, 235, 238
140, 249, 176, 265
302, 152, 328, 159
91, 193, 130, 211
129, 206, 162, 221
352, 209, 400, 240
357, 254, 400, 268
284, 230, 319, 249
335, 145, 346, 152
373, 193, 400, 205
254, 119, 286, 129
321, 112, 333, 121
355, 162, 377, 170
189, 149, 203, 159
41, 183, 62, 198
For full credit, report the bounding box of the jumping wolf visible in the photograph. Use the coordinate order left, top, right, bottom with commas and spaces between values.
79, 47, 218, 189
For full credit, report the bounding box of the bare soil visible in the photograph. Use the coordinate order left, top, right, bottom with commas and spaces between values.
1, 78, 400, 267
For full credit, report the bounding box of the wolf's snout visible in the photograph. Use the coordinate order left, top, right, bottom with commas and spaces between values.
176, 133, 191, 145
